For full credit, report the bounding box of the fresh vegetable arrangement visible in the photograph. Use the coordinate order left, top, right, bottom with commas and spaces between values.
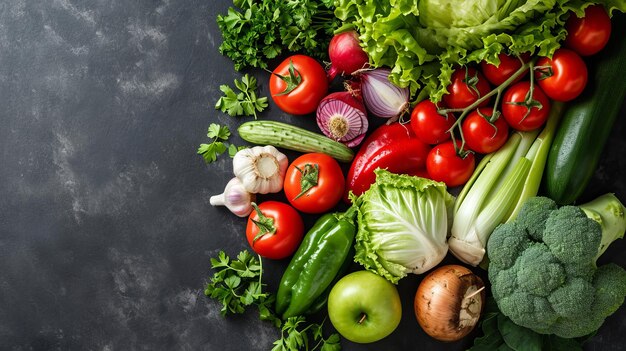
201, 2, 626, 350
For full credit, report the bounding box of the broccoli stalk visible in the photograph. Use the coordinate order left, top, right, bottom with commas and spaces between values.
578, 193, 626, 261
487, 194, 626, 339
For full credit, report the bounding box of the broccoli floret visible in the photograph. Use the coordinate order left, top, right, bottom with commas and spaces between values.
543, 206, 601, 264
592, 263, 626, 317
486, 221, 531, 270
516, 244, 566, 297
487, 193, 626, 338
516, 196, 558, 241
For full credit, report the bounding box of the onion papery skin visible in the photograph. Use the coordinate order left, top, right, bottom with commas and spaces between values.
359, 68, 410, 120
316, 92, 369, 148
414, 265, 485, 342
327, 30, 370, 82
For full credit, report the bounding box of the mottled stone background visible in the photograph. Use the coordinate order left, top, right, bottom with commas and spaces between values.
0, 1, 624, 350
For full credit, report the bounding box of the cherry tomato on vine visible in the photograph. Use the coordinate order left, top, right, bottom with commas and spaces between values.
502, 81, 551, 132
283, 153, 344, 214
269, 55, 329, 115
246, 201, 304, 259
442, 67, 491, 109
426, 140, 475, 187
480, 52, 531, 86
461, 107, 509, 154
410, 100, 456, 145
564, 5, 612, 56
535, 48, 588, 102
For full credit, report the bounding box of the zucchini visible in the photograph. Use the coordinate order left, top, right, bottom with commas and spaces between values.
238, 121, 355, 162
543, 14, 626, 205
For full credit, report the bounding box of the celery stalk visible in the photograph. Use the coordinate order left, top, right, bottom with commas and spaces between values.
448, 101, 565, 267
506, 101, 564, 222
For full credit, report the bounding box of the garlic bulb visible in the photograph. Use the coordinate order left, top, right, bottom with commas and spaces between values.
233, 145, 288, 194
210, 177, 255, 217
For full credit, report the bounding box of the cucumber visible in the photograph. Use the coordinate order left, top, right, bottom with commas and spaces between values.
238, 121, 355, 162
543, 14, 626, 205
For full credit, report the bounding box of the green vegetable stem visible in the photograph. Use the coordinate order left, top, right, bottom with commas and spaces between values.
275, 207, 357, 320
449, 100, 565, 266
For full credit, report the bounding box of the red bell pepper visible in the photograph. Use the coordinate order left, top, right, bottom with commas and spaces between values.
345, 123, 431, 201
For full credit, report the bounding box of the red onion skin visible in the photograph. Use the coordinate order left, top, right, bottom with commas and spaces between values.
321, 91, 366, 112
359, 68, 409, 120
327, 31, 369, 82
316, 91, 369, 148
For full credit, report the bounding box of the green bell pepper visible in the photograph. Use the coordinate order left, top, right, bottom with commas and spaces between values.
275, 206, 357, 319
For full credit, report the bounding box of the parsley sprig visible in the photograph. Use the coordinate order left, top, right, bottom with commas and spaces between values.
217, 0, 340, 71
204, 250, 342, 350
215, 74, 268, 119
197, 124, 245, 164
272, 316, 341, 351
204, 250, 276, 321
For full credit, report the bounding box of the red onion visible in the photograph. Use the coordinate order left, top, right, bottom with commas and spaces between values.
327, 31, 369, 82
359, 68, 409, 122
316, 91, 369, 148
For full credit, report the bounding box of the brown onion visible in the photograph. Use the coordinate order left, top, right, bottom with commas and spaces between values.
414, 265, 485, 342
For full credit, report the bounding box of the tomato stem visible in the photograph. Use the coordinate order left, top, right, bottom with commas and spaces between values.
293, 163, 319, 200
251, 202, 277, 244
442, 57, 538, 155
272, 59, 303, 96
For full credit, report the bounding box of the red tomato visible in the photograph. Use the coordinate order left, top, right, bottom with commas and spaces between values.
410, 100, 456, 145
426, 140, 475, 187
284, 153, 345, 214
269, 55, 329, 115
564, 5, 612, 56
461, 107, 509, 154
535, 49, 588, 102
502, 81, 551, 131
246, 201, 304, 259
480, 52, 531, 86
442, 67, 491, 109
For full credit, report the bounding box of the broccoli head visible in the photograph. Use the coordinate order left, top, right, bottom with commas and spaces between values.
487, 194, 626, 338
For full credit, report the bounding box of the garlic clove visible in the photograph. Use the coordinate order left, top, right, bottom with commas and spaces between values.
210, 177, 255, 217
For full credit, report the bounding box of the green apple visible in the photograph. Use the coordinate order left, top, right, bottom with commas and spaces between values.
327, 270, 402, 343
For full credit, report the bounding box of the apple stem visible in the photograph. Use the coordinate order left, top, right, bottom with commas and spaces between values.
358, 313, 367, 324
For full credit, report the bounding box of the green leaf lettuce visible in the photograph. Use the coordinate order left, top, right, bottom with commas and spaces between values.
335, 0, 626, 101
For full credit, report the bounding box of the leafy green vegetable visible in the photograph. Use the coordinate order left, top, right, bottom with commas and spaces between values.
217, 0, 340, 71
204, 250, 277, 324
197, 124, 245, 163
351, 169, 454, 284
271, 316, 341, 351
215, 74, 268, 119
335, 0, 626, 101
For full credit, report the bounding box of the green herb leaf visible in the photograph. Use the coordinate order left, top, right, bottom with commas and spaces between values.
216, 0, 339, 70
207, 123, 231, 140
197, 123, 244, 164
272, 316, 342, 351
215, 74, 268, 119
204, 250, 276, 318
